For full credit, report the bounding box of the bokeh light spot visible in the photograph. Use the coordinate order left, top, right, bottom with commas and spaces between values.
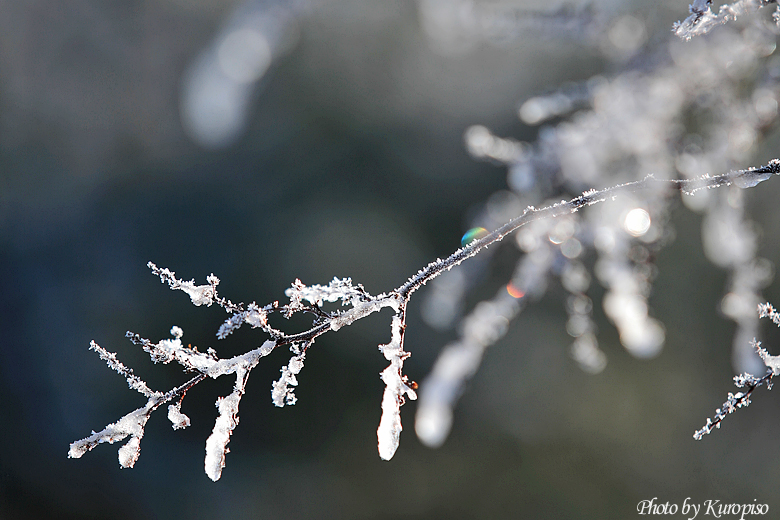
506, 283, 525, 299
623, 208, 651, 237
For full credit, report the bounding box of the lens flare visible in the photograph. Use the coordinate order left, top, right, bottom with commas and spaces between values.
461, 227, 488, 247
506, 283, 525, 299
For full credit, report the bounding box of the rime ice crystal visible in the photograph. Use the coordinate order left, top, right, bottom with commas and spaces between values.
272, 353, 305, 407
168, 403, 191, 430
694, 304, 780, 439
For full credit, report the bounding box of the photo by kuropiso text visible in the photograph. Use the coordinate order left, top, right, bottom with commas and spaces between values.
638, 497, 769, 519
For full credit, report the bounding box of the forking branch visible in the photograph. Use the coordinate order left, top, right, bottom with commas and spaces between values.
68, 159, 780, 481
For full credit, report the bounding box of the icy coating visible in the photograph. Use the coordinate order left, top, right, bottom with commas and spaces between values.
377, 314, 417, 460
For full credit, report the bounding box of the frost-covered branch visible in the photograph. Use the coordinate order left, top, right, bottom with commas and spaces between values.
70, 159, 780, 479
69, 321, 277, 480
70, 266, 404, 480
68, 366, 207, 469
692, 365, 773, 440
88, 340, 162, 399
694, 303, 780, 439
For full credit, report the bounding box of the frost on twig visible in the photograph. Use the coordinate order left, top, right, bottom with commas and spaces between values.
71, 158, 780, 479
673, 0, 778, 41
87, 340, 162, 399
377, 309, 417, 460
71, 265, 407, 478
149, 261, 280, 340
285, 276, 369, 310
694, 303, 780, 439
69, 317, 276, 480
758, 301, 780, 329
149, 262, 221, 307
68, 340, 166, 467
69, 398, 155, 468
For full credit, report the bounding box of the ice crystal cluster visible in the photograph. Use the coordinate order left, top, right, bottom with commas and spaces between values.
71, 2, 780, 479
